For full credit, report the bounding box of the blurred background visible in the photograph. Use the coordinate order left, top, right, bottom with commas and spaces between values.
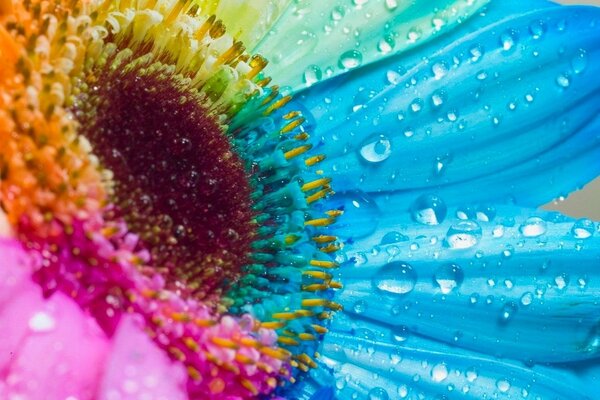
542, 0, 600, 219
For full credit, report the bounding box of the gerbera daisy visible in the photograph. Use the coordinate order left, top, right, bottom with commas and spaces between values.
0, 0, 599, 399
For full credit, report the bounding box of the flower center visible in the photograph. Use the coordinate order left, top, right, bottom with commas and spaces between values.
74, 51, 255, 301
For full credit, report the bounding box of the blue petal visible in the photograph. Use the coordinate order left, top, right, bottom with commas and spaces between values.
295, 2, 600, 207
323, 204, 600, 364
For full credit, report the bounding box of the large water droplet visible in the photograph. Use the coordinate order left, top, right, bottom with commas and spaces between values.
431, 363, 449, 382
519, 217, 547, 237
410, 194, 447, 225
359, 134, 392, 163
368, 387, 390, 400
381, 231, 409, 245
302, 65, 322, 86
373, 262, 417, 295
434, 263, 464, 294
339, 50, 363, 69
330, 191, 381, 239
446, 221, 482, 249
29, 311, 56, 332
571, 218, 595, 239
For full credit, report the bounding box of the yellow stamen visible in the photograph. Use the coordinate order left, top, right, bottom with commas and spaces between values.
311, 324, 329, 334
306, 188, 332, 204
309, 259, 339, 269
278, 336, 300, 346
240, 379, 259, 396
280, 117, 305, 134
261, 321, 286, 329
284, 144, 312, 160
303, 270, 332, 280
312, 235, 337, 244
319, 243, 342, 253
305, 218, 335, 227
195, 15, 216, 40
211, 337, 239, 349
247, 54, 268, 79
305, 154, 326, 166
264, 95, 292, 115
302, 178, 332, 192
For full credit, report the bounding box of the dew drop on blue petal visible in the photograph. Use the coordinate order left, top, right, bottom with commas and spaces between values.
410, 194, 447, 225
571, 49, 588, 74
469, 44, 484, 62
381, 231, 409, 245
410, 98, 423, 113
330, 191, 381, 239
391, 325, 410, 343
431, 90, 445, 107
368, 387, 390, 400
384, 0, 398, 11
407, 28, 422, 43
377, 35, 395, 55
556, 73, 570, 88
499, 30, 517, 51
519, 216, 547, 237
496, 379, 511, 393
432, 62, 449, 80
499, 302, 518, 324
430, 363, 449, 382
554, 273, 569, 290
359, 134, 392, 163
433, 263, 464, 294
571, 218, 595, 239
338, 50, 363, 69
466, 368, 478, 382
373, 262, 417, 295
520, 292, 533, 306
528, 20, 546, 39
446, 221, 482, 249
303, 65, 322, 86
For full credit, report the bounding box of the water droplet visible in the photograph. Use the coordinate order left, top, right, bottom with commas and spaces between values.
407, 28, 422, 43
446, 111, 458, 121
373, 262, 417, 295
403, 128, 414, 138
386, 70, 402, 85
520, 292, 533, 306
431, 363, 448, 382
571, 218, 595, 239
476, 205, 496, 222
353, 300, 367, 314
359, 134, 392, 163
302, 65, 322, 86
469, 45, 484, 62
446, 221, 482, 249
397, 384, 409, 398
433, 263, 464, 294
524, 93, 535, 103
476, 70, 488, 80
572, 49, 588, 74
410, 194, 447, 225
519, 217, 547, 238
352, 0, 369, 6
331, 6, 345, 21
29, 311, 56, 332
556, 73, 570, 88
330, 191, 381, 239
499, 302, 518, 323
492, 225, 505, 238
554, 273, 569, 290
529, 20, 546, 39
431, 90, 445, 107
500, 30, 517, 51
496, 379, 511, 393
381, 231, 409, 245
378, 35, 396, 54
432, 62, 448, 80
368, 387, 390, 400
466, 368, 478, 382
339, 50, 363, 69
432, 17, 446, 30
385, 0, 398, 11
391, 325, 411, 343
410, 98, 423, 113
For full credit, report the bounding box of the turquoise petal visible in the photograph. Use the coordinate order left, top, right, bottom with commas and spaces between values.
295, 317, 596, 399
253, 0, 489, 91
324, 205, 600, 364
295, 2, 600, 207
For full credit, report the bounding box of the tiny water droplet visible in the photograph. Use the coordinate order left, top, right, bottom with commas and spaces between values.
524, 93, 534, 103
500, 30, 517, 51
434, 263, 464, 294
386, 70, 402, 85
469, 44, 484, 62
529, 20, 546, 39
554, 273, 569, 290
359, 134, 392, 163
29, 311, 56, 332
302, 65, 322, 86
519, 217, 547, 237
572, 49, 588, 74
373, 262, 417, 295
339, 50, 363, 69
571, 218, 594, 239
407, 28, 422, 43
446, 221, 482, 249
476, 70, 488, 80
432, 62, 449, 80
496, 379, 511, 393
410, 98, 423, 113
466, 368, 478, 382
410, 194, 447, 225
353, 300, 367, 314
431, 90, 445, 107
556, 74, 570, 88
385, 0, 398, 11
499, 302, 518, 323
378, 35, 396, 54
431, 363, 449, 382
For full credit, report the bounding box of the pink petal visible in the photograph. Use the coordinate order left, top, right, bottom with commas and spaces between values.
98, 316, 188, 400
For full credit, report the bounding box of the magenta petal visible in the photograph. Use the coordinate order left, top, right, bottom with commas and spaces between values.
0, 238, 110, 399
98, 316, 188, 400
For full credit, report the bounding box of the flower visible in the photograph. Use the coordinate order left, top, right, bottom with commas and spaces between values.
1, 1, 599, 400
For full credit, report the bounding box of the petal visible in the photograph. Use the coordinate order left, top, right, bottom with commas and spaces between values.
296, 1, 600, 206
98, 316, 188, 400
253, 0, 488, 91
326, 204, 600, 364
296, 317, 596, 399
0, 239, 110, 399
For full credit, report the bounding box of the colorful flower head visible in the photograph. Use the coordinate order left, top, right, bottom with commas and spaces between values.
1, 0, 600, 399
